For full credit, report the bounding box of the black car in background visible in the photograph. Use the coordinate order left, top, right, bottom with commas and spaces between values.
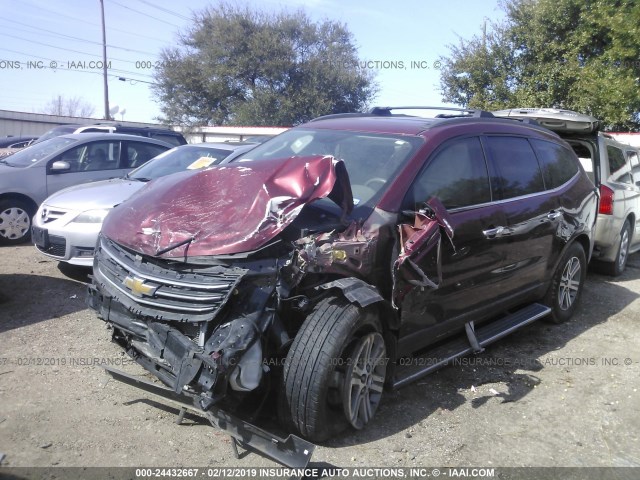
33, 123, 187, 146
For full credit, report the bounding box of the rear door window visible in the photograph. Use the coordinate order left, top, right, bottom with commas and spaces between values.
407, 136, 491, 209
125, 142, 169, 168
484, 136, 544, 199
151, 133, 183, 146
531, 139, 580, 189
608, 145, 631, 184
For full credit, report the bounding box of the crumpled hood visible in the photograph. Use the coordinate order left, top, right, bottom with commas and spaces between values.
101, 155, 354, 257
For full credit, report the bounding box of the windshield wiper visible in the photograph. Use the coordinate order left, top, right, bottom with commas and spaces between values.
155, 236, 194, 257
132, 177, 152, 182
0, 159, 15, 166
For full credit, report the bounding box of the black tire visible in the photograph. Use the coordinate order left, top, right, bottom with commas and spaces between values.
279, 296, 386, 443
600, 221, 631, 277
0, 199, 33, 245
543, 242, 586, 324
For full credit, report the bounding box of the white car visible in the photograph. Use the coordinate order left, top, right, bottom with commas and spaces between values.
32, 142, 255, 266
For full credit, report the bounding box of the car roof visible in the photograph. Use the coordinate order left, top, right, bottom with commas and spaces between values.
308, 115, 437, 136
58, 133, 174, 145
305, 107, 557, 138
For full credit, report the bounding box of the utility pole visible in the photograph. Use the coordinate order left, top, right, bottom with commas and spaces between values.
482, 18, 487, 51
100, 0, 110, 119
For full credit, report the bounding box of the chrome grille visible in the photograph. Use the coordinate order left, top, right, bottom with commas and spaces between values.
96, 237, 244, 315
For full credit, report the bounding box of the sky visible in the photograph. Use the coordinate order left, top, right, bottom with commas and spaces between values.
0, 0, 505, 125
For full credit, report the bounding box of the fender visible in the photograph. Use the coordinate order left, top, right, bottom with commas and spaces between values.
318, 277, 384, 308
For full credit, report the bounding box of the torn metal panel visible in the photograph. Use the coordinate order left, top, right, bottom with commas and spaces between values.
102, 366, 316, 469
101, 155, 354, 258
294, 220, 378, 278
318, 277, 384, 307
393, 197, 455, 306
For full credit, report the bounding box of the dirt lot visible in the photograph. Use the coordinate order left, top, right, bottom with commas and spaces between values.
1, 244, 639, 474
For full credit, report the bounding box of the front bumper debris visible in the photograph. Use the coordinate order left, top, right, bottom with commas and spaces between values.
103, 367, 316, 468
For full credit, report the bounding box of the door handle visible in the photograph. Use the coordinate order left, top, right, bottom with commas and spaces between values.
482, 226, 505, 239
547, 211, 562, 220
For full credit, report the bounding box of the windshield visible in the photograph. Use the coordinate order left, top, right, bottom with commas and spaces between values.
3, 136, 78, 167
129, 145, 238, 181
235, 128, 423, 209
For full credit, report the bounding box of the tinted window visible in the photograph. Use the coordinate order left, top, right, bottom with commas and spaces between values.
485, 136, 544, 199
126, 142, 169, 168
531, 139, 580, 189
151, 133, 184, 146
408, 137, 491, 209
607, 145, 631, 184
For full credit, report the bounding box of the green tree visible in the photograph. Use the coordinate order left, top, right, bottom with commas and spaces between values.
439, 0, 640, 130
153, 4, 376, 126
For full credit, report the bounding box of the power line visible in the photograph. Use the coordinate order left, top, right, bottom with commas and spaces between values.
0, 47, 157, 80
135, 0, 191, 21
0, 32, 145, 66
0, 18, 159, 56
107, 0, 181, 28
16, 0, 171, 44
0, 49, 154, 85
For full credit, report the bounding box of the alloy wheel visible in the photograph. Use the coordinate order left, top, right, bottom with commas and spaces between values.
618, 228, 630, 270
558, 256, 581, 311
342, 332, 387, 429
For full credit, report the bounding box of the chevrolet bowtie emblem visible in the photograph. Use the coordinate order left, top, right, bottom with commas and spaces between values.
123, 275, 156, 297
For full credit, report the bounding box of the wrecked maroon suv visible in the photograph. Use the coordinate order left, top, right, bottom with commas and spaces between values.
89, 107, 598, 466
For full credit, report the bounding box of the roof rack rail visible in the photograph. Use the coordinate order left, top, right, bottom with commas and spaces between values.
369, 106, 494, 118
308, 112, 374, 122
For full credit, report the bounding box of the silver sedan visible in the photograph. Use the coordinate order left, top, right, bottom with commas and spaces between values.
32, 142, 255, 266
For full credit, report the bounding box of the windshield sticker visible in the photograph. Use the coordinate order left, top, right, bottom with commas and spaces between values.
187, 156, 216, 170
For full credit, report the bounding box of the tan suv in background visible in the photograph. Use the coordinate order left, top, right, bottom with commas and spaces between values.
494, 108, 640, 276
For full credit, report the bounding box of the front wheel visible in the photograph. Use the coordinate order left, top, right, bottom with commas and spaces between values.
543, 242, 586, 324
0, 199, 33, 245
279, 296, 386, 442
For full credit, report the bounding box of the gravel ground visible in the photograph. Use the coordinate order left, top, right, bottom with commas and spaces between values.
0, 244, 639, 476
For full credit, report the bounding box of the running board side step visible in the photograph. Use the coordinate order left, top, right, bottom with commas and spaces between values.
393, 303, 551, 389
102, 366, 316, 469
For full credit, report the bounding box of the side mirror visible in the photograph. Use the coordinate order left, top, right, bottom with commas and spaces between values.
50, 161, 71, 172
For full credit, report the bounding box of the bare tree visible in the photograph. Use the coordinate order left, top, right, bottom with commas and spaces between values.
43, 95, 96, 118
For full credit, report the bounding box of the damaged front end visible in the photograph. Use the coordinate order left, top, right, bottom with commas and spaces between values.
89, 234, 284, 404
87, 154, 368, 464
89, 234, 319, 466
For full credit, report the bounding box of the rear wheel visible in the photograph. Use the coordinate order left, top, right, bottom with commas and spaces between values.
0, 199, 33, 245
543, 242, 586, 324
600, 221, 631, 277
279, 296, 386, 442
